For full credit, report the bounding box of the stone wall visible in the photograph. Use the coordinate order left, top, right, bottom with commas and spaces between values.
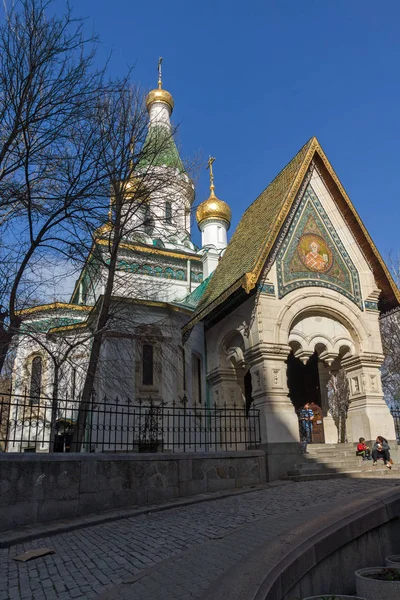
0, 450, 266, 533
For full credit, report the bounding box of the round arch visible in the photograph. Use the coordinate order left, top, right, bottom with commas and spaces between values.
274, 291, 371, 354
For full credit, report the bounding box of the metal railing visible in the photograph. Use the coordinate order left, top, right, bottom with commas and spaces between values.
0, 392, 261, 453
391, 409, 400, 442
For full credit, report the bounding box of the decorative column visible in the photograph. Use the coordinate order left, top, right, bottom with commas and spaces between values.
343, 354, 396, 443
247, 343, 301, 480
317, 361, 337, 443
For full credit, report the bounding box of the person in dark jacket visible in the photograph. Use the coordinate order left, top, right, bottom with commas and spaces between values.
372, 436, 391, 468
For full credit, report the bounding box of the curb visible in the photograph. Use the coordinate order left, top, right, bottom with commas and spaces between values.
0, 481, 289, 548
202, 484, 400, 600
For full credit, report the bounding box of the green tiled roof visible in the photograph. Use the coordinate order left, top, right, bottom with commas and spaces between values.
137, 124, 185, 173
179, 274, 213, 310
187, 138, 314, 325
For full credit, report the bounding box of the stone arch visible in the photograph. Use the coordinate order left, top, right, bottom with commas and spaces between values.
274, 290, 371, 354
288, 313, 355, 366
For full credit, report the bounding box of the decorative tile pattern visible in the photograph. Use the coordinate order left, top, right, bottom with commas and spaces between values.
276, 184, 363, 309
21, 317, 84, 333
364, 300, 379, 311
115, 259, 203, 283
257, 283, 275, 295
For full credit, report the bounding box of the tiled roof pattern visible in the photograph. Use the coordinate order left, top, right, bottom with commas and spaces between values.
137, 124, 185, 173
180, 274, 213, 309
194, 138, 313, 314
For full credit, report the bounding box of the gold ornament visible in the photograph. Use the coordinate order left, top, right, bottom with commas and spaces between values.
196, 156, 231, 226
146, 57, 174, 112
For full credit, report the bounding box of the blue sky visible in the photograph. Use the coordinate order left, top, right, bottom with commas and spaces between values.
53, 1, 400, 258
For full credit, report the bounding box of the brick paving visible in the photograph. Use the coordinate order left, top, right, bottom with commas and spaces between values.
1, 477, 399, 600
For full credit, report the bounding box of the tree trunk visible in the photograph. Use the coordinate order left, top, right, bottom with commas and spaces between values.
72, 211, 122, 451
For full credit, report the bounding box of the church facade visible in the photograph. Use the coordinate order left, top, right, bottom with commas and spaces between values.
8, 72, 399, 479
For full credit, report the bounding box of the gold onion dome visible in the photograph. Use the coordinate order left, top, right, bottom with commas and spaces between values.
146, 57, 174, 113
146, 86, 174, 112
196, 156, 231, 227
196, 194, 231, 227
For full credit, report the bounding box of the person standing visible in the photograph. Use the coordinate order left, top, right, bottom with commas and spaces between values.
372, 436, 392, 468
299, 402, 314, 454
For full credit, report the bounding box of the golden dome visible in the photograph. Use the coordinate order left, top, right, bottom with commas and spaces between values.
196, 194, 231, 227
94, 221, 112, 237
146, 86, 174, 113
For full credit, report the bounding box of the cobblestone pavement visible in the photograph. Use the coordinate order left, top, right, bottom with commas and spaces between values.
1, 478, 399, 600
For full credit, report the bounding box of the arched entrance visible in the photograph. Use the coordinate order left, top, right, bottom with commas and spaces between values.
287, 313, 355, 443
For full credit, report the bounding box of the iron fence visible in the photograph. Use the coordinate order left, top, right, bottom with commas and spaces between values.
0, 392, 261, 454
391, 410, 400, 442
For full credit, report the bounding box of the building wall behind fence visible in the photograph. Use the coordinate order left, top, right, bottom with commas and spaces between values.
0, 450, 266, 533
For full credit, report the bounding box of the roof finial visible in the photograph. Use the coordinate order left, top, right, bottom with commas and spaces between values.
207, 156, 216, 196
158, 57, 163, 89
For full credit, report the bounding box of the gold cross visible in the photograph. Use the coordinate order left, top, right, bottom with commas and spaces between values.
206, 156, 216, 195
158, 57, 163, 89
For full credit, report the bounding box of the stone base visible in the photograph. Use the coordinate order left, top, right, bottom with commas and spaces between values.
323, 415, 338, 443
346, 401, 397, 443
260, 441, 303, 481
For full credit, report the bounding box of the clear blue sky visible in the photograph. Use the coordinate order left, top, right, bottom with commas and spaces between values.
62, 1, 400, 258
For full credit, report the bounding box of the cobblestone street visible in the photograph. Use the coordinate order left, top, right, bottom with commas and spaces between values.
1, 477, 399, 600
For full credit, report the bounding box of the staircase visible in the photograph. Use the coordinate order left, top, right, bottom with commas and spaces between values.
281, 443, 398, 482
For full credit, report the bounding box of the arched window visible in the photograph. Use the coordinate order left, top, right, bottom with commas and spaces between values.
142, 344, 154, 386
30, 356, 42, 403
165, 201, 172, 224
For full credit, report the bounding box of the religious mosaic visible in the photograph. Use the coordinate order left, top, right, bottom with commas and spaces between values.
276, 184, 363, 309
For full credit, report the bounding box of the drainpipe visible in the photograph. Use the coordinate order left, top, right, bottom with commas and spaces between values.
204, 326, 210, 451
186, 259, 191, 294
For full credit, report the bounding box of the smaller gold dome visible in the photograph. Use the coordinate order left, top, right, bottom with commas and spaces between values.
94, 221, 112, 237
196, 194, 231, 227
146, 87, 174, 113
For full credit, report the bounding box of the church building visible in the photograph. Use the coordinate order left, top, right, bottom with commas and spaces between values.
8, 68, 400, 479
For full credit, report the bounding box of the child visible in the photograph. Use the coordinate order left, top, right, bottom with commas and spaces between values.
356, 437, 371, 460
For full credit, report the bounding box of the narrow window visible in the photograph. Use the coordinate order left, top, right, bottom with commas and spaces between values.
30, 356, 42, 403
217, 226, 222, 243
165, 201, 172, 224
143, 344, 154, 385
192, 355, 202, 404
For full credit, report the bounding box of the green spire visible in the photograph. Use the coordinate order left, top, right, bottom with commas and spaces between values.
137, 124, 185, 173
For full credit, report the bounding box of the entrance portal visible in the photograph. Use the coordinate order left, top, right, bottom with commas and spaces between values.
287, 351, 325, 443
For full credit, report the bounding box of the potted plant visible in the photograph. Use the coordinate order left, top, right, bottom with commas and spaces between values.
355, 566, 400, 600
386, 555, 400, 567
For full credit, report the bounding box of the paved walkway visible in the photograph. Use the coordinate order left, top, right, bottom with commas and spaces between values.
1, 477, 399, 600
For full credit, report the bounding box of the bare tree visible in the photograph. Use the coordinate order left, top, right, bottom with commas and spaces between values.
327, 369, 350, 443
380, 253, 400, 409
62, 76, 197, 448
0, 0, 108, 374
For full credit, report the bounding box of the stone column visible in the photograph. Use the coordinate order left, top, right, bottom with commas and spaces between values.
343, 354, 396, 444
247, 343, 301, 481
317, 361, 337, 443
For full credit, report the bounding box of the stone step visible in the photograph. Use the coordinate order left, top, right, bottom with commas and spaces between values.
301, 458, 366, 467
287, 466, 395, 476
282, 470, 398, 482
305, 448, 358, 455
291, 461, 371, 471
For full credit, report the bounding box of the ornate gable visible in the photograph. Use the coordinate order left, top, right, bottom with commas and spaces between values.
276, 183, 363, 309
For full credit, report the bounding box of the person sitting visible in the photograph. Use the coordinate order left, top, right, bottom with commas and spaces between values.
356, 437, 372, 460
372, 436, 392, 469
